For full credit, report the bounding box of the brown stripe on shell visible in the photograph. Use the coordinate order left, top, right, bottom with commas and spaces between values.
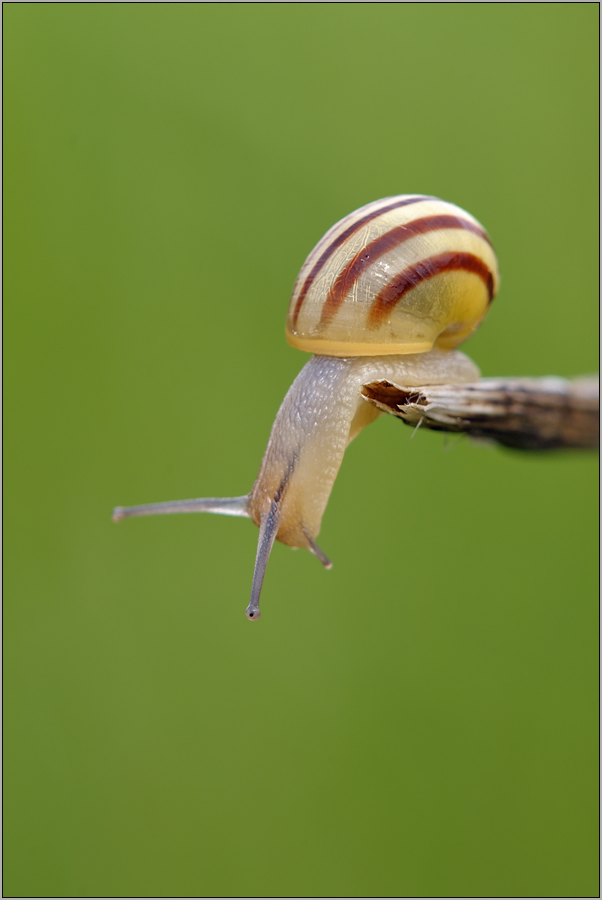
320, 215, 492, 326
367, 251, 495, 328
291, 195, 434, 327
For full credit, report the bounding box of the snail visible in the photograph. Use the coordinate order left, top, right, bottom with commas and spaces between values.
113, 195, 500, 620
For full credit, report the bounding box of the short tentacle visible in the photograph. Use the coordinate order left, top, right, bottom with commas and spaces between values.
304, 531, 333, 569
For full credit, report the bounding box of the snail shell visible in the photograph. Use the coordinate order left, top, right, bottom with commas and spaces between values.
287, 195, 500, 357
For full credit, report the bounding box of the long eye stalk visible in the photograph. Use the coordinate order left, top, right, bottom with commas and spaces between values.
112, 496, 250, 521
245, 499, 281, 620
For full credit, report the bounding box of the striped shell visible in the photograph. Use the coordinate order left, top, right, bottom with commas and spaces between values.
286, 195, 500, 357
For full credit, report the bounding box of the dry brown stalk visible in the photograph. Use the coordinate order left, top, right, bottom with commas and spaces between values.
361, 375, 599, 450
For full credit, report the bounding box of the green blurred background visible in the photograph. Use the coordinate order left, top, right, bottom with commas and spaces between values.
4, 5, 598, 897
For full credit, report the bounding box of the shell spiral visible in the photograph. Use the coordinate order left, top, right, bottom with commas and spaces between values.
286, 195, 500, 357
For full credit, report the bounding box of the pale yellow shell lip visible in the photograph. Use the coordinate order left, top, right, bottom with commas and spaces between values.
286, 332, 434, 357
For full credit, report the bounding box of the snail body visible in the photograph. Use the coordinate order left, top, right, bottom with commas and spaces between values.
114, 195, 499, 619
246, 350, 479, 551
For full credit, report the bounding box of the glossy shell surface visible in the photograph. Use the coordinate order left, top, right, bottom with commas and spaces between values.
286, 195, 500, 357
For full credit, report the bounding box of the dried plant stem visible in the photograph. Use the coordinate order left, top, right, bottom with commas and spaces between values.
361, 375, 599, 450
